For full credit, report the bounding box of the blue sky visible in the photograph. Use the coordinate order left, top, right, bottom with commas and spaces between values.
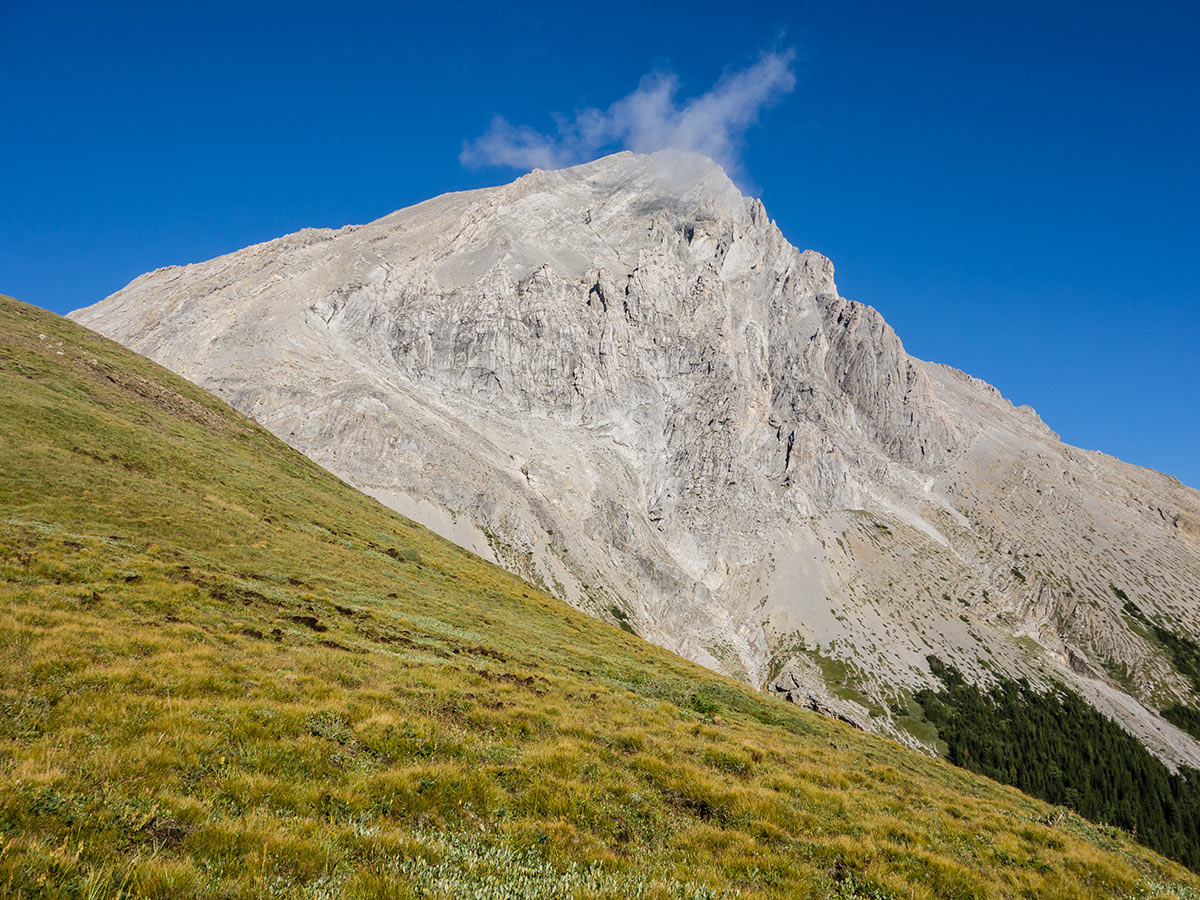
2, 1, 1197, 488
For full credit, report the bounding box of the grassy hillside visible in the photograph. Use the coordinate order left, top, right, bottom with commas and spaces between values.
0, 290, 1196, 900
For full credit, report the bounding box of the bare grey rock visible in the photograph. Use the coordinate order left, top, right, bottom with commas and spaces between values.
71, 150, 1200, 766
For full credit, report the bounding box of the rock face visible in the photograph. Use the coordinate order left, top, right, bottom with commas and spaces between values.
72, 150, 1200, 765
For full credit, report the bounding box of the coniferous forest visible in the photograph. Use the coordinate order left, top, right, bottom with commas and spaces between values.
915, 656, 1200, 872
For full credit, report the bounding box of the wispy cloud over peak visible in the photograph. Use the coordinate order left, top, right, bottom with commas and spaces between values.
460, 50, 796, 179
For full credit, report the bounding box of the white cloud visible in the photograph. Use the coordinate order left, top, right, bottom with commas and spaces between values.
460, 50, 796, 177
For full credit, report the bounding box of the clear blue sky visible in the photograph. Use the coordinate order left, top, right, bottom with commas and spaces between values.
3, 1, 1197, 488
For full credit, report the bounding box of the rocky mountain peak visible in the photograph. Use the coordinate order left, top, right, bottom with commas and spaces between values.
71, 155, 1200, 768
515, 149, 750, 218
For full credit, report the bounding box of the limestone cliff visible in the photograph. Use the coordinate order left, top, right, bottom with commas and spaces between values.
72, 150, 1200, 765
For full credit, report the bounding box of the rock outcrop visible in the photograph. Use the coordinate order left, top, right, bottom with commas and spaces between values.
71, 150, 1200, 766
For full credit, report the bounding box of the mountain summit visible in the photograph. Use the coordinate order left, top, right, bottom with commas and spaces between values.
72, 150, 1200, 765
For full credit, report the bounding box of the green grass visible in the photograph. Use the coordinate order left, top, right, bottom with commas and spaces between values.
1, 293, 1197, 899
794, 646, 884, 719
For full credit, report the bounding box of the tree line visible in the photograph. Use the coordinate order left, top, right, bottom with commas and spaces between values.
915, 656, 1200, 872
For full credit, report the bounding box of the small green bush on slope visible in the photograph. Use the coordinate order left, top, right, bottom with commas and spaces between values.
0, 292, 1196, 899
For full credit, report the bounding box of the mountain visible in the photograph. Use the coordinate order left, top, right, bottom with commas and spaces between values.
71, 151, 1200, 770
9, 292, 1199, 895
